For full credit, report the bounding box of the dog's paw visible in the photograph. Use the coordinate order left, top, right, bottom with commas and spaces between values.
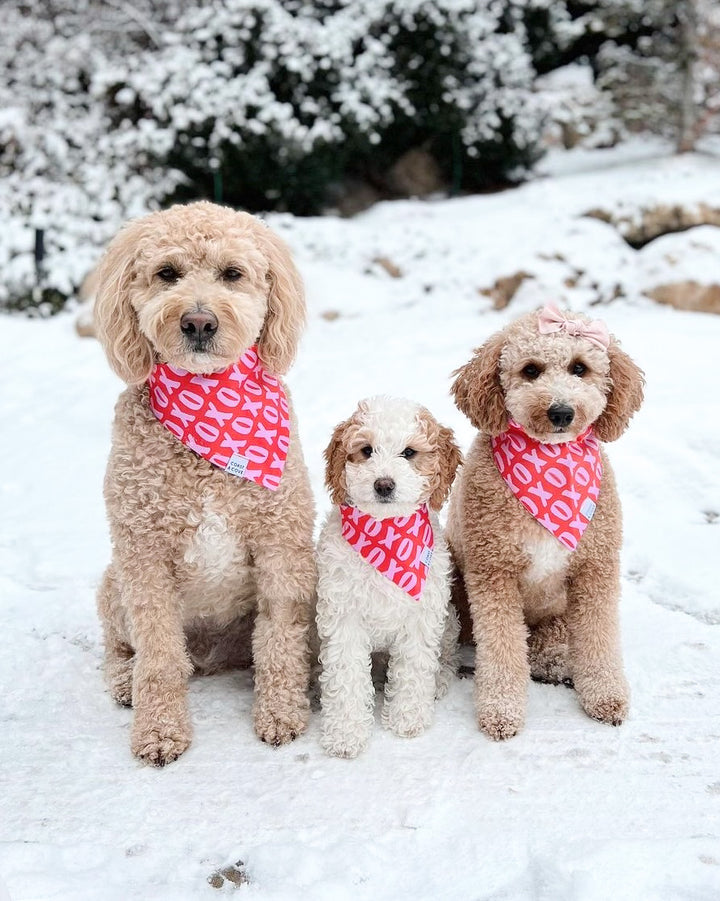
530, 652, 572, 686
434, 663, 457, 700
320, 729, 368, 759
581, 692, 629, 726
576, 672, 630, 726
386, 718, 429, 740
131, 721, 192, 766
382, 701, 432, 739
477, 703, 524, 741
254, 698, 309, 747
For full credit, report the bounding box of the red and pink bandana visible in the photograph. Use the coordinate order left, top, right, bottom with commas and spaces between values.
148, 346, 290, 491
339, 504, 434, 601
491, 421, 602, 550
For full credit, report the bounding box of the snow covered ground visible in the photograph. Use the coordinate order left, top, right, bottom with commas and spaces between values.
2, 147, 720, 900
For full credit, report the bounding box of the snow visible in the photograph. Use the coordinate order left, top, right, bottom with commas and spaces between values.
2, 149, 720, 900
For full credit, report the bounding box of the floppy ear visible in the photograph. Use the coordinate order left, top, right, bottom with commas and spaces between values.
428, 424, 463, 512
324, 417, 351, 506
594, 340, 645, 442
450, 330, 507, 435
94, 218, 154, 385
256, 226, 306, 376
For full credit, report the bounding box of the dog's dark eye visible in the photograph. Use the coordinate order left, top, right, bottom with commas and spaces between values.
400, 447, 417, 459
221, 267, 244, 282
156, 265, 180, 283
361, 445, 373, 458
570, 361, 587, 377
521, 363, 542, 380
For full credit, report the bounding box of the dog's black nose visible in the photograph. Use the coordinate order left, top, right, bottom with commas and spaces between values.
374, 478, 396, 499
547, 403, 575, 429
181, 310, 218, 341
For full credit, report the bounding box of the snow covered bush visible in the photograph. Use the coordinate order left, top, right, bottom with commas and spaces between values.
534, 63, 621, 149
99, 1, 382, 215
355, 0, 545, 193
0, 1, 180, 313
2, 0, 554, 312
588, 0, 685, 140
552, 0, 720, 150
102, 0, 546, 214
0, 5, 100, 311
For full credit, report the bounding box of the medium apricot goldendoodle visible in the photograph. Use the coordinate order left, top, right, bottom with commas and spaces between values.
94, 201, 316, 765
447, 305, 644, 740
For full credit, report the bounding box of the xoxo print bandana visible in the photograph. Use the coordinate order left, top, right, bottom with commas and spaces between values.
148, 345, 290, 490
491, 421, 602, 551
340, 504, 434, 601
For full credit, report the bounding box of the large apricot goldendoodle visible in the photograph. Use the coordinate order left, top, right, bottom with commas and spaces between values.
94, 201, 315, 765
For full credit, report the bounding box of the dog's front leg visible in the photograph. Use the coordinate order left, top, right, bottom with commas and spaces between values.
125, 560, 193, 766
317, 620, 374, 758
566, 564, 629, 726
467, 568, 529, 740
251, 542, 314, 746
382, 618, 442, 739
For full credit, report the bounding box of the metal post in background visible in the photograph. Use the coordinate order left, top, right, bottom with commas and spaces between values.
33, 227, 45, 303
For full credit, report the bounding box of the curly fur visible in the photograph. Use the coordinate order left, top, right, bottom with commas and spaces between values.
316, 396, 462, 758
95, 201, 315, 765
447, 308, 644, 740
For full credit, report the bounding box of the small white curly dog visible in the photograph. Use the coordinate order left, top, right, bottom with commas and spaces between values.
316, 396, 462, 758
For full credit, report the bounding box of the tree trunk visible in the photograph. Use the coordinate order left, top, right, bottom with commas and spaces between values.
677, 0, 699, 153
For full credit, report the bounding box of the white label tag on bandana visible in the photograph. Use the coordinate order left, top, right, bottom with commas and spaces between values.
580, 498, 596, 521
225, 454, 249, 478
420, 546, 434, 567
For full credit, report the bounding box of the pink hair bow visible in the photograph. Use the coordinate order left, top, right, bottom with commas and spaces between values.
537, 304, 610, 350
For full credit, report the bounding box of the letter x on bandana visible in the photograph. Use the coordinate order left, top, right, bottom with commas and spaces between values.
339, 504, 434, 601
491, 421, 603, 550
148, 346, 290, 491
